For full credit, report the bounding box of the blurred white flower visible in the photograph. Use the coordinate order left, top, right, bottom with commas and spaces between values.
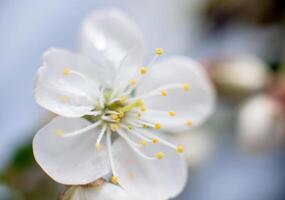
238, 95, 283, 151
211, 55, 269, 98
33, 9, 215, 199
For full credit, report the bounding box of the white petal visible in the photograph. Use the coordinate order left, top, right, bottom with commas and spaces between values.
137, 56, 215, 132
34, 48, 101, 117
70, 183, 140, 200
113, 137, 188, 200
33, 116, 110, 185
80, 9, 145, 86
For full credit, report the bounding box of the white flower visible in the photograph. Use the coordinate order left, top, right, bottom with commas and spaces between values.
211, 55, 269, 97
238, 95, 281, 150
33, 9, 215, 200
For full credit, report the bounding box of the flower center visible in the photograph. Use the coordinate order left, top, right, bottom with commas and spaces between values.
82, 88, 144, 131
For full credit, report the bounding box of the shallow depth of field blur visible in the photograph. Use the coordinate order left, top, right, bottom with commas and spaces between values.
0, 0, 285, 199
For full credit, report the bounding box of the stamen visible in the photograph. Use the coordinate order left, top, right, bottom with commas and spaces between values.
177, 145, 184, 153
141, 121, 154, 129
55, 129, 64, 137
130, 119, 154, 129
186, 120, 193, 127
130, 78, 137, 86
139, 140, 148, 146
140, 67, 148, 75
59, 95, 69, 102
110, 124, 119, 132
111, 114, 119, 120
106, 130, 118, 177
161, 90, 168, 97
152, 138, 159, 144
102, 115, 119, 123
182, 83, 190, 91
58, 120, 101, 138
154, 123, 161, 130
118, 130, 155, 160
135, 109, 176, 119
107, 94, 129, 106
111, 176, 119, 184
142, 124, 149, 128
95, 143, 103, 150
63, 68, 71, 76
132, 83, 190, 100
146, 48, 164, 67
118, 99, 143, 113
61, 69, 100, 96
155, 48, 164, 56
117, 129, 140, 148
118, 111, 124, 118
138, 128, 179, 151
169, 111, 176, 117
95, 125, 107, 150
118, 124, 184, 159
121, 124, 152, 143
156, 152, 165, 160
140, 105, 147, 112
124, 117, 154, 129
137, 112, 142, 118
105, 110, 120, 115
131, 146, 157, 160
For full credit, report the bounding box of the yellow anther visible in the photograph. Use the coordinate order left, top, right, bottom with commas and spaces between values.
118, 111, 124, 118
140, 105, 147, 112
182, 83, 190, 92
127, 125, 133, 130
110, 124, 118, 132
161, 90, 168, 97
139, 140, 148, 146
111, 114, 119, 120
95, 143, 103, 150
186, 120, 193, 127
154, 123, 161, 130
142, 124, 149, 128
169, 111, 176, 117
63, 68, 71, 76
140, 67, 148, 75
111, 176, 119, 184
59, 95, 69, 102
152, 138, 159, 144
177, 145, 184, 153
55, 129, 64, 137
155, 48, 164, 56
130, 79, 137, 86
156, 152, 165, 160
137, 112, 142, 118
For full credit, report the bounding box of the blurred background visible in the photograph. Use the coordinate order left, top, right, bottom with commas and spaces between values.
0, 0, 285, 199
